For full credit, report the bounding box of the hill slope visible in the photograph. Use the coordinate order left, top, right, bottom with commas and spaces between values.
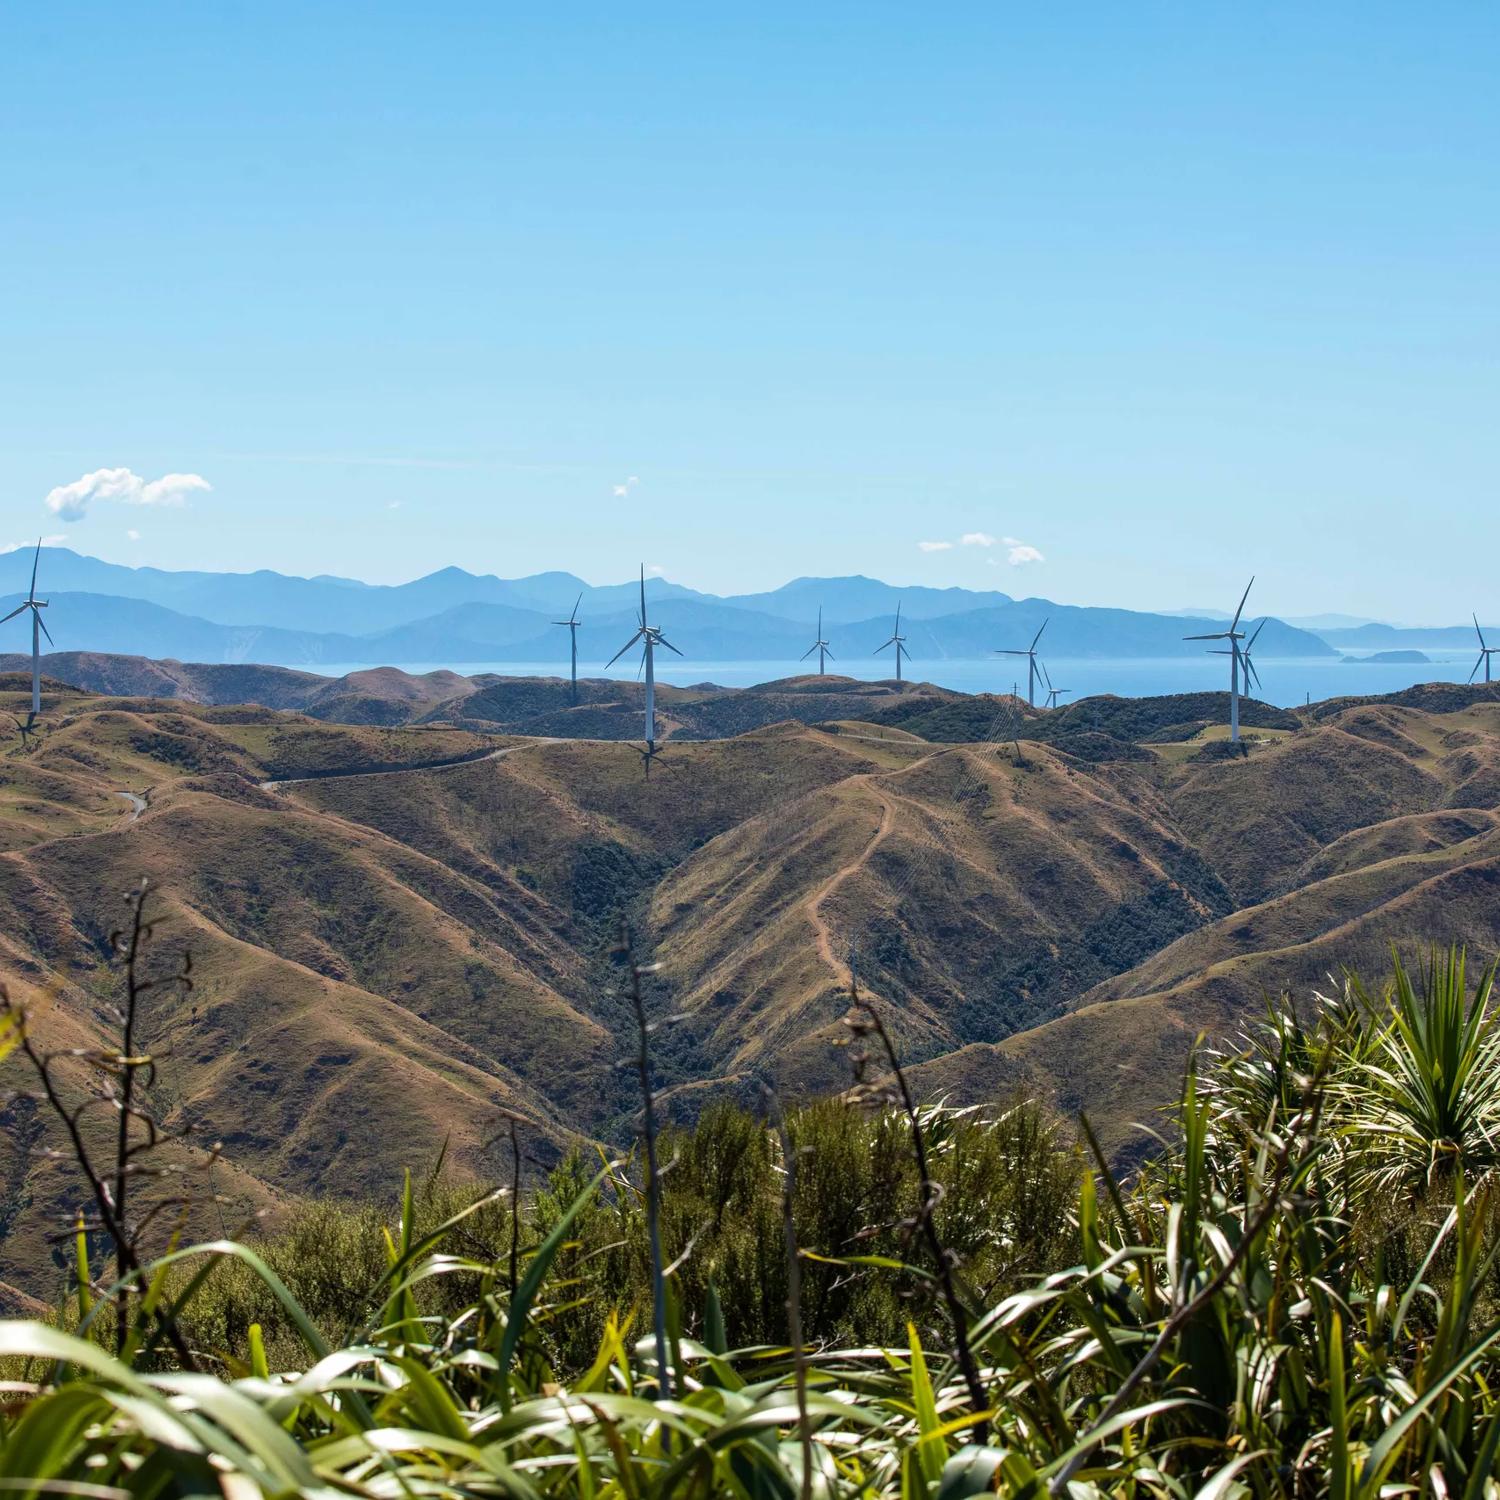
3, 685, 1500, 1290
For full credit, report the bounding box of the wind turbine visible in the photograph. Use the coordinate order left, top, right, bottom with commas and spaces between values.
875, 603, 911, 683
553, 592, 583, 704
2, 540, 53, 722
1039, 660, 1071, 710
996, 618, 1049, 707
800, 607, 834, 676
1184, 578, 1255, 744
606, 566, 683, 765
1470, 616, 1498, 684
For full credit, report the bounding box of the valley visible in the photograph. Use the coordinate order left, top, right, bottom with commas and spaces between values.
3, 664, 1500, 1292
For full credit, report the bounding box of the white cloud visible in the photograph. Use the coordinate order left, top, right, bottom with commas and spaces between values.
917, 540, 954, 552
387, 500, 401, 510
1006, 541, 1045, 566
1, 534, 66, 554
961, 531, 997, 548
126, 528, 141, 541
613, 475, 641, 498
44, 467, 211, 522
646, 563, 666, 576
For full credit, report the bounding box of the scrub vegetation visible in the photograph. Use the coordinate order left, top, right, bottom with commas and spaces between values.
5, 904, 1500, 1496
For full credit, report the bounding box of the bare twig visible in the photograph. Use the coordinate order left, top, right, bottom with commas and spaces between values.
0, 881, 200, 1368
617, 920, 672, 1399
844, 967, 990, 1443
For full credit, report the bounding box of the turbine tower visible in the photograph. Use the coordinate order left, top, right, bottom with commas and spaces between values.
1183, 578, 1255, 744
606, 566, 682, 760
553, 592, 583, 704
1470, 616, 1498, 684
876, 603, 911, 683
996, 619, 1049, 707
2, 540, 52, 721
800, 607, 834, 675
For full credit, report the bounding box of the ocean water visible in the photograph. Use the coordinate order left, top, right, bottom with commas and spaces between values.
286, 653, 1489, 710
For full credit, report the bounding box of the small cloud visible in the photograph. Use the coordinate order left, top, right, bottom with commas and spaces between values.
613, 475, 641, 498
1006, 541, 1044, 566
44, 467, 211, 522
386, 500, 401, 511
917, 540, 954, 552
646, 564, 666, 577
961, 531, 997, 548
1, 534, 66, 554
126, 528, 141, 542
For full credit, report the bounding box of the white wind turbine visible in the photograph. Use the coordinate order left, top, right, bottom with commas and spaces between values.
554, 592, 583, 704
1183, 578, 1256, 744
1039, 660, 1071, 709
996, 618, 1049, 707
1470, 616, 1498, 685
800, 607, 834, 675
875, 603, 911, 683
3, 540, 53, 722
607, 566, 683, 764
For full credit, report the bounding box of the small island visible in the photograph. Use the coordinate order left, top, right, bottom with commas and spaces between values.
1345, 649, 1432, 664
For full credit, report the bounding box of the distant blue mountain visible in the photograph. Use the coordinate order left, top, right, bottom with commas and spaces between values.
0, 549, 1342, 667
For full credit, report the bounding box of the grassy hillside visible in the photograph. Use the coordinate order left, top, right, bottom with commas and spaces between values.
3, 680, 1500, 1289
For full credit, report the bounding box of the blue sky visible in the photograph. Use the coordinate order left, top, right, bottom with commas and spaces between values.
2, 3, 1496, 619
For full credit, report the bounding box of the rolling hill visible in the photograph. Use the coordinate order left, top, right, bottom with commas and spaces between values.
2, 673, 1500, 1291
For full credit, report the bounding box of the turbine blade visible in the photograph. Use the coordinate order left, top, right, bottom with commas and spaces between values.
1477, 614, 1489, 650
656, 634, 684, 657
29, 539, 41, 600
1230, 576, 1254, 633
0, 605, 26, 624
875, 639, 893, 655
606, 630, 644, 669
1183, 632, 1227, 641
1246, 618, 1266, 648
37, 615, 53, 647
1471, 654, 1484, 684
801, 643, 817, 660
825, 647, 836, 661
573, 591, 583, 623
1031, 618, 1048, 650
994, 648, 1028, 656
1040, 659, 1053, 691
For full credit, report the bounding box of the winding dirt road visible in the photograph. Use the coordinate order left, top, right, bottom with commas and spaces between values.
115, 791, 147, 823
258, 738, 568, 791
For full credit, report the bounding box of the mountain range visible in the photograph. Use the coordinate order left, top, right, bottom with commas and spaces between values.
2, 668, 1499, 1291
0, 548, 1351, 666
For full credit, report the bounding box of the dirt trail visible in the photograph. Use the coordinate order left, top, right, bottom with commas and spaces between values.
114, 790, 147, 823
259, 737, 568, 791
805, 779, 898, 977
